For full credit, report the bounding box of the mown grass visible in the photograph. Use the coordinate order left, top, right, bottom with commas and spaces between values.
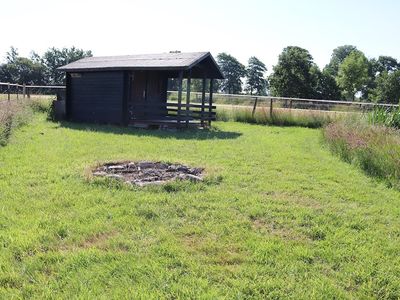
217, 106, 340, 128
0, 113, 400, 298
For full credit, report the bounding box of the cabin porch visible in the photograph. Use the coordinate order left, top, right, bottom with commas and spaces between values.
128, 70, 216, 129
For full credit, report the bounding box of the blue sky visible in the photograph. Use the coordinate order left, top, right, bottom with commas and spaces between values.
1, 0, 399, 71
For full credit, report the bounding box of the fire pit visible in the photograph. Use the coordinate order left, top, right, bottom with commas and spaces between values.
92, 161, 204, 186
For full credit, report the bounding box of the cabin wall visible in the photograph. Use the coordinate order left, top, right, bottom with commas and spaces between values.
67, 71, 124, 124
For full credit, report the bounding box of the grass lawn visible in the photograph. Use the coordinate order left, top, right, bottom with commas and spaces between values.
0, 113, 399, 299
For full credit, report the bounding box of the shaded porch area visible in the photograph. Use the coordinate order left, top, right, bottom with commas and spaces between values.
128, 71, 216, 129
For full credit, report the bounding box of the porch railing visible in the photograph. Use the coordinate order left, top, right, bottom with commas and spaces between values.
129, 102, 216, 126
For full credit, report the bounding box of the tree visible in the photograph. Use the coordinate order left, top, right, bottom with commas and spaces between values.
0, 47, 46, 84
311, 66, 341, 99
41, 47, 92, 85
5, 46, 19, 64
360, 58, 378, 101
325, 45, 358, 77
371, 56, 399, 75
216, 53, 246, 94
269, 46, 315, 98
245, 56, 268, 95
371, 70, 400, 104
336, 51, 369, 101
0, 46, 92, 85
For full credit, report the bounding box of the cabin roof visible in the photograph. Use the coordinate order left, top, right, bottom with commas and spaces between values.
58, 52, 224, 79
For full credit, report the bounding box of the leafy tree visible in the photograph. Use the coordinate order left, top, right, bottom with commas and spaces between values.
245, 56, 268, 95
371, 56, 399, 74
371, 70, 400, 104
5, 46, 19, 64
0, 46, 92, 85
216, 53, 246, 94
269, 46, 315, 98
312, 66, 341, 99
0, 47, 46, 84
41, 47, 93, 85
336, 51, 369, 101
325, 45, 358, 77
361, 58, 378, 101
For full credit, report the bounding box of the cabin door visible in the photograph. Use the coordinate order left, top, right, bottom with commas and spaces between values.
128, 71, 168, 121
128, 71, 146, 121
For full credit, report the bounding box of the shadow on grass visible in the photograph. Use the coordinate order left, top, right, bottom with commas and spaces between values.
58, 121, 242, 140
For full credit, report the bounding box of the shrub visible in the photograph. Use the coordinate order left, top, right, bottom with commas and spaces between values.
29, 97, 52, 114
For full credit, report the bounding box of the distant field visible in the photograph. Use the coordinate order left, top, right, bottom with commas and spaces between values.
0, 113, 399, 298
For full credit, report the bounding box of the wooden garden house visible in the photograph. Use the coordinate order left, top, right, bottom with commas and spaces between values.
58, 52, 224, 128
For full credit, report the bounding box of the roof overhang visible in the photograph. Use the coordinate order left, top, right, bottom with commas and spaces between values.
58, 52, 224, 79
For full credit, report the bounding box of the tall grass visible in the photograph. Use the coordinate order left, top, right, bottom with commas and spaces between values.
0, 98, 53, 146
323, 117, 400, 188
367, 107, 400, 128
217, 106, 338, 128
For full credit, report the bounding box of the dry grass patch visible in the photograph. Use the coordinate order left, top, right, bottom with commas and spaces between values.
59, 230, 120, 252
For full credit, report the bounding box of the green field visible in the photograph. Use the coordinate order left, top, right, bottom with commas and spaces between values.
1, 113, 399, 299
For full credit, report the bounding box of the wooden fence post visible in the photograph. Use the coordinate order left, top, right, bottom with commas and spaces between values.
23, 84, 26, 98
252, 97, 258, 117
270, 98, 273, 118
7, 83, 10, 101
16, 85, 19, 100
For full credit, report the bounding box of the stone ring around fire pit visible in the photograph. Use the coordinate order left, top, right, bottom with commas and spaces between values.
92, 161, 204, 187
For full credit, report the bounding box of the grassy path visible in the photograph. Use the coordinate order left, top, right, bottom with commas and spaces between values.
0, 114, 399, 298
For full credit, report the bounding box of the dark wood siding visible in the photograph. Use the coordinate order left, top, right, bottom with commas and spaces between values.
69, 71, 124, 124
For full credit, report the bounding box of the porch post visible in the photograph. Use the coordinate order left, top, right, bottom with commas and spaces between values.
201, 77, 206, 127
185, 70, 191, 128
209, 79, 214, 126
177, 71, 183, 128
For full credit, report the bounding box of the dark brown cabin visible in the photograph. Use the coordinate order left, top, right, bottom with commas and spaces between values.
58, 52, 224, 128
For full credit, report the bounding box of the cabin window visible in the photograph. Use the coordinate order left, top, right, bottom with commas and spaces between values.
70, 73, 82, 78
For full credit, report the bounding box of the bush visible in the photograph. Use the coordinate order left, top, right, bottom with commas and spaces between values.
323, 118, 400, 188
29, 97, 52, 114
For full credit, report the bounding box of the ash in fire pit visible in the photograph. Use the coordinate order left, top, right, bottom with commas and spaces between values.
92, 161, 204, 186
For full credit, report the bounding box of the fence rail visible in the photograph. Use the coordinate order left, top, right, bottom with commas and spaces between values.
167, 91, 399, 119
168, 91, 399, 108
0, 82, 65, 101
1, 82, 398, 117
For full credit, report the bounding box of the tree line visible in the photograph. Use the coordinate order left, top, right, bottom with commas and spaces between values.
1, 45, 399, 104
216, 46, 400, 104
0, 46, 92, 85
